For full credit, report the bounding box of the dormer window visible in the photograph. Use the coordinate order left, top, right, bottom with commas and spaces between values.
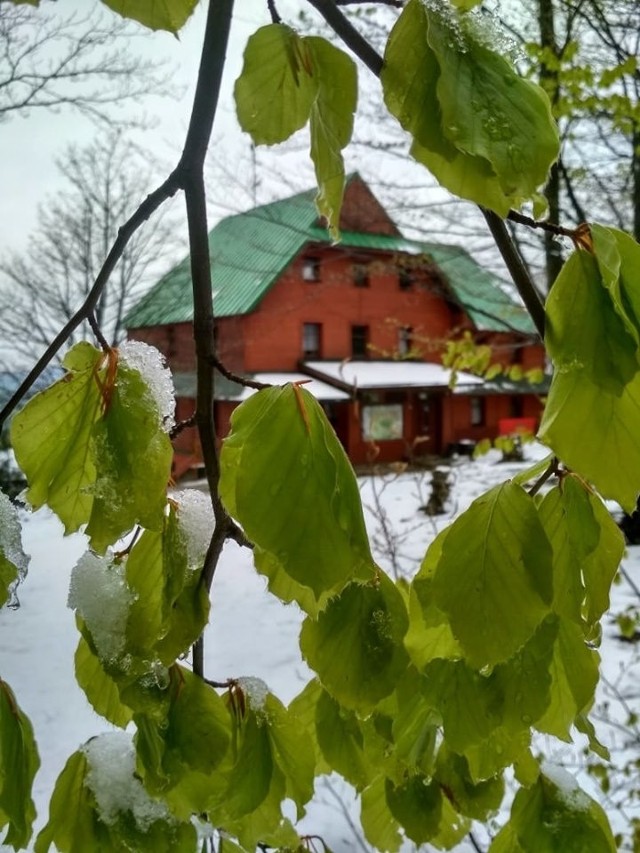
302, 257, 321, 282
353, 263, 370, 288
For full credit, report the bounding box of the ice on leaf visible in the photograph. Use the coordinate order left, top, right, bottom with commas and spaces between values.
0, 491, 29, 608
119, 340, 176, 432
172, 489, 214, 569
68, 551, 134, 664
83, 732, 172, 830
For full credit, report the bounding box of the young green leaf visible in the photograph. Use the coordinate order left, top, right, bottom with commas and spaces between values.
99, 0, 199, 33
306, 37, 357, 238
0, 491, 28, 608
235, 27, 356, 237
314, 688, 372, 789
74, 636, 133, 729
430, 482, 553, 668
545, 248, 638, 394
134, 666, 231, 795
385, 774, 442, 845
361, 776, 403, 853
11, 343, 172, 551
235, 25, 317, 145
499, 768, 616, 852
0, 679, 40, 850
434, 744, 504, 821
536, 618, 599, 741
539, 478, 623, 628
220, 385, 375, 614
11, 342, 103, 534
540, 369, 640, 513
300, 573, 409, 712
382, 0, 558, 215
85, 359, 172, 552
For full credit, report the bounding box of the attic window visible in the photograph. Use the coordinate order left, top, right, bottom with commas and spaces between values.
302, 322, 322, 358
399, 269, 413, 291
353, 263, 370, 288
302, 257, 321, 282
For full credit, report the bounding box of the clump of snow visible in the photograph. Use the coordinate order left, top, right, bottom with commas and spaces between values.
237, 676, 269, 714
83, 732, 172, 829
119, 340, 176, 432
541, 762, 592, 812
172, 490, 214, 569
0, 491, 30, 607
68, 551, 133, 663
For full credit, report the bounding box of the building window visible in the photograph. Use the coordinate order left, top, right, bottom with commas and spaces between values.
302, 322, 322, 358
399, 269, 412, 290
302, 257, 321, 282
351, 325, 369, 358
510, 396, 524, 418
353, 263, 370, 288
470, 396, 486, 427
398, 326, 413, 356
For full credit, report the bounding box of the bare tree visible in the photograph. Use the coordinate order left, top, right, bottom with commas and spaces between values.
0, 131, 178, 365
0, 2, 171, 124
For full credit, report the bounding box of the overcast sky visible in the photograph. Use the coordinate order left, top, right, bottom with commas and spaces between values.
0, 0, 305, 256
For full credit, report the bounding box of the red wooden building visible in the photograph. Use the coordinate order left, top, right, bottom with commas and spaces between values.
125, 176, 546, 473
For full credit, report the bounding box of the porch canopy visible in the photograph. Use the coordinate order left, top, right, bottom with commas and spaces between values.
301, 360, 484, 393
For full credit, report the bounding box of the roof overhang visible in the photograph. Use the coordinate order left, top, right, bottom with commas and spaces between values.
301, 360, 484, 392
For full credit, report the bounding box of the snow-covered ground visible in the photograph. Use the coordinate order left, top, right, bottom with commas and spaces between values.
1, 445, 639, 851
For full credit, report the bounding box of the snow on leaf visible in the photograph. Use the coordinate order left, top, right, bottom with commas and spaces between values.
0, 491, 29, 608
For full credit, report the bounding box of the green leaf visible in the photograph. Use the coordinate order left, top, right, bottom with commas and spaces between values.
220, 385, 375, 614
11, 344, 172, 551
235, 25, 317, 145
74, 636, 133, 728
0, 679, 40, 849
422, 659, 501, 753
315, 688, 371, 789
434, 743, 504, 821
536, 618, 599, 740
235, 28, 356, 238
135, 666, 231, 794
539, 479, 623, 628
504, 769, 616, 852
126, 507, 210, 666
545, 248, 638, 394
361, 776, 402, 853
300, 573, 409, 712
11, 342, 103, 534
431, 482, 553, 668
464, 727, 531, 784
390, 668, 439, 776
385, 775, 442, 845
86, 359, 172, 552
541, 242, 640, 511
34, 751, 103, 853
263, 693, 315, 819
0, 492, 28, 608
382, 0, 558, 215
540, 368, 640, 513
99, 0, 198, 33
306, 37, 357, 238
36, 738, 197, 853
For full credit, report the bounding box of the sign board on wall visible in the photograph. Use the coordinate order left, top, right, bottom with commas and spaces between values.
362, 404, 403, 441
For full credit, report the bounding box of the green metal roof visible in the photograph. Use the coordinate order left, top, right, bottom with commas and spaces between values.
124, 181, 535, 336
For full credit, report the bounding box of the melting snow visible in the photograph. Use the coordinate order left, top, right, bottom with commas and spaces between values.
118, 340, 176, 432
237, 676, 269, 713
0, 492, 29, 606
67, 551, 133, 663
172, 489, 215, 568
83, 732, 172, 829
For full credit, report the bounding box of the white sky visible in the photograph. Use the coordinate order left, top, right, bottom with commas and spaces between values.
0, 0, 301, 256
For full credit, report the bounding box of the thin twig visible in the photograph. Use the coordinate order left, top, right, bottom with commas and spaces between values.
169, 413, 196, 439
528, 458, 558, 497
88, 312, 110, 351
267, 0, 282, 23
507, 208, 578, 239
210, 354, 272, 390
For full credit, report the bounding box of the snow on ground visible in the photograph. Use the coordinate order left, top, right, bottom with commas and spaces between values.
1, 445, 639, 851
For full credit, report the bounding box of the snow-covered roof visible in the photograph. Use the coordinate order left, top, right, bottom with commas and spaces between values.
302, 360, 484, 391
233, 373, 351, 402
